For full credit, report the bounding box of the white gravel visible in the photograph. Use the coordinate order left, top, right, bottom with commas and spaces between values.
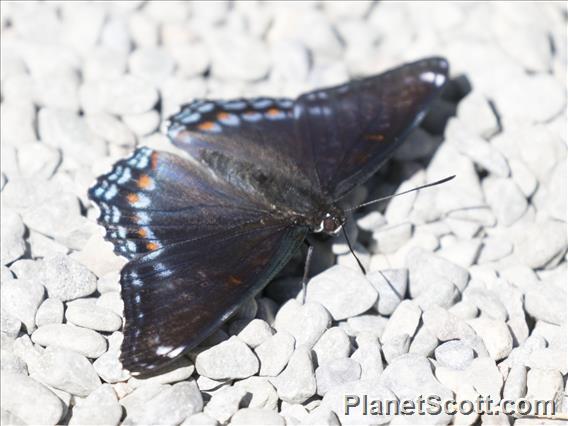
1, 2, 566, 425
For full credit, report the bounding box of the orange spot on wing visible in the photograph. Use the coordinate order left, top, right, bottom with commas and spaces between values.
364, 133, 385, 142
150, 152, 159, 170
197, 121, 215, 131
266, 107, 281, 116
146, 242, 159, 251
227, 275, 243, 286
137, 174, 152, 189
127, 193, 139, 204
217, 112, 230, 120
137, 228, 147, 238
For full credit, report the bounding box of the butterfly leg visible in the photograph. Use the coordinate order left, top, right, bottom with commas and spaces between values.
301, 243, 314, 304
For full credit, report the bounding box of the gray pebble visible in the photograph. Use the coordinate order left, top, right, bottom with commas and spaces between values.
204, 386, 247, 424
1, 345, 27, 374
195, 336, 259, 380
66, 303, 122, 332
447, 118, 510, 177
38, 254, 97, 302
121, 110, 160, 137
1, 210, 26, 266
35, 298, 64, 327
29, 232, 69, 259
86, 113, 136, 147
381, 333, 411, 364
270, 347, 316, 404
527, 348, 567, 374
351, 332, 384, 379
273, 299, 331, 348
128, 356, 195, 388
381, 300, 422, 343
93, 332, 130, 383
233, 318, 274, 349
463, 285, 508, 321
503, 365, 527, 401
306, 266, 377, 321
371, 222, 413, 254
316, 358, 361, 396
513, 221, 567, 269
466, 357, 503, 401
96, 291, 124, 317
233, 376, 278, 410
301, 407, 340, 426
321, 378, 396, 425
406, 247, 469, 298
525, 281, 566, 326
313, 327, 351, 367
120, 384, 168, 417
367, 269, 408, 315
1, 278, 45, 333
0, 266, 12, 283
124, 381, 203, 426
483, 177, 528, 226
414, 279, 460, 310
344, 315, 388, 339
445, 217, 481, 239
408, 326, 439, 357
448, 301, 479, 320
280, 402, 308, 424
182, 412, 218, 426
69, 384, 122, 426
129, 47, 175, 85
1, 310, 21, 339
255, 331, 295, 377
96, 272, 121, 294
32, 346, 101, 397
231, 408, 285, 426
525, 368, 564, 404
434, 340, 474, 370
1, 372, 63, 425
437, 238, 482, 268
31, 324, 107, 358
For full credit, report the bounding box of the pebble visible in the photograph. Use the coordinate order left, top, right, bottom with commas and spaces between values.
129, 47, 175, 85
69, 384, 122, 426
447, 119, 510, 177
35, 298, 64, 328
129, 357, 195, 388
351, 332, 384, 379
255, 331, 295, 377
315, 358, 361, 396
456, 92, 500, 138
502, 365, 527, 400
321, 378, 396, 425
65, 303, 122, 332
96, 291, 124, 317
381, 300, 422, 343
84, 76, 159, 115
406, 247, 469, 298
448, 301, 479, 320
409, 326, 439, 357
312, 327, 351, 367
231, 408, 285, 426
513, 221, 567, 269
32, 346, 101, 397
468, 317, 513, 360
233, 376, 278, 410
525, 281, 566, 326
381, 333, 411, 364
1, 372, 64, 425
273, 300, 331, 348
478, 237, 514, 263
434, 340, 474, 370
1, 278, 45, 333
525, 368, 563, 404
17, 143, 62, 180
195, 336, 259, 380
232, 318, 274, 349
83, 47, 127, 81
124, 381, 203, 426
482, 177, 528, 226
509, 159, 538, 198
93, 332, 130, 383
1, 101, 37, 144
306, 266, 377, 321
121, 110, 160, 136
1, 311, 21, 339
270, 348, 316, 404
96, 272, 121, 294
466, 357, 503, 401
85, 113, 136, 147
344, 315, 388, 340
210, 32, 270, 81
37, 254, 97, 302
1, 210, 26, 265
371, 222, 413, 254
182, 412, 218, 426
204, 386, 247, 424
168, 42, 210, 78
31, 324, 107, 358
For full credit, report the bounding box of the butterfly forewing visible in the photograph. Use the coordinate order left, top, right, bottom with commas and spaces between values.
295, 57, 449, 198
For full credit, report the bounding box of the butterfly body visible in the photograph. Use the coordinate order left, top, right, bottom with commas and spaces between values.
89, 57, 449, 375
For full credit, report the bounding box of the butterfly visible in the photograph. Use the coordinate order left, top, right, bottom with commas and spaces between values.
89, 57, 449, 376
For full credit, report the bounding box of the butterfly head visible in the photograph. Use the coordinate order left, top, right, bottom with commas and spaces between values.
312, 206, 345, 236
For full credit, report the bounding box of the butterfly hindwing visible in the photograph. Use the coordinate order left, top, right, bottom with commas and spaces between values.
295, 57, 449, 198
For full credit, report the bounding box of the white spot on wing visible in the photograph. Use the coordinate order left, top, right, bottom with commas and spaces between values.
167, 347, 185, 358
157, 345, 173, 355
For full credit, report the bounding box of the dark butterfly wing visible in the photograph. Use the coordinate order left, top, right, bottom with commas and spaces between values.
295, 57, 449, 199
89, 148, 307, 373
120, 221, 305, 374
167, 98, 322, 192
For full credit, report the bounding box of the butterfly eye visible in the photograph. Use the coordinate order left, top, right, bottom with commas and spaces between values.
323, 216, 341, 234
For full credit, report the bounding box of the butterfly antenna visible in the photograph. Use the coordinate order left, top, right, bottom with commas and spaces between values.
346, 175, 455, 212
342, 227, 366, 275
